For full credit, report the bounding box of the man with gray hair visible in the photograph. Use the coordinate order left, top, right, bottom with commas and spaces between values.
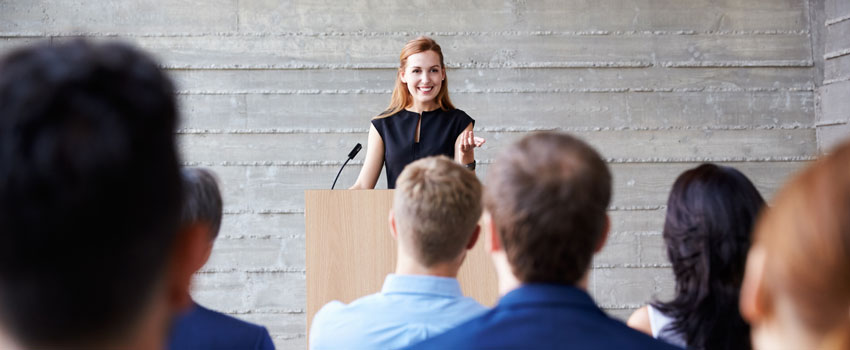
168, 167, 275, 350
310, 156, 487, 349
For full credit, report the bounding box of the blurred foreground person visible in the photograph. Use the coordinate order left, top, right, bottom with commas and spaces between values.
410, 132, 678, 349
740, 141, 850, 350
311, 156, 486, 349
0, 40, 202, 349
628, 164, 765, 349
168, 168, 274, 349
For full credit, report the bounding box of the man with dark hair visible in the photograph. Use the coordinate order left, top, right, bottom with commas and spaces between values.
310, 156, 487, 349
168, 167, 275, 350
0, 40, 207, 349
410, 132, 678, 349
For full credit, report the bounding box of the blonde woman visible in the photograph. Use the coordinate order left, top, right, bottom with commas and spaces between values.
739, 140, 850, 350
350, 37, 485, 189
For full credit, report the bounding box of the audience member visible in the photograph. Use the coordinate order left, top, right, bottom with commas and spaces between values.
0, 40, 202, 349
740, 141, 850, 350
310, 156, 487, 349
168, 168, 275, 350
627, 164, 765, 349
410, 132, 679, 349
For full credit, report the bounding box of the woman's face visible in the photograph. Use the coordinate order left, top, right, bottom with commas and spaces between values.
400, 50, 445, 109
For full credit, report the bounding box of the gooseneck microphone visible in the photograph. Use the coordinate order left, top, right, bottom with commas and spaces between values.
331, 143, 362, 189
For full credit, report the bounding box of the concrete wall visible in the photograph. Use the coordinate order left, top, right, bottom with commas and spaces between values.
0, 1, 817, 348
818, 0, 850, 150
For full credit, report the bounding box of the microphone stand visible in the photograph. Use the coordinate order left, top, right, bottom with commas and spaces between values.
332, 143, 362, 189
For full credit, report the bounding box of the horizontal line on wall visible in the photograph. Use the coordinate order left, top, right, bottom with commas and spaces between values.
222, 208, 305, 214
826, 14, 850, 26
612, 231, 663, 236
823, 75, 850, 85
660, 60, 813, 68
213, 232, 658, 240
608, 205, 666, 212
599, 304, 648, 310
197, 264, 667, 275
217, 207, 666, 215
272, 334, 306, 341
196, 266, 306, 273
223, 309, 305, 315
593, 263, 672, 269
183, 156, 815, 168
815, 119, 850, 127
175, 86, 814, 95
195, 267, 238, 273
176, 124, 814, 135
218, 234, 305, 240
159, 60, 814, 70
162, 62, 655, 69
245, 267, 306, 273
0, 30, 811, 38
825, 48, 850, 60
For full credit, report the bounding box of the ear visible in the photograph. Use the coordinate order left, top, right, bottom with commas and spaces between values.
740, 246, 771, 325
594, 215, 611, 253
465, 224, 481, 250
441, 68, 446, 81
197, 239, 214, 272
166, 223, 209, 312
389, 209, 399, 240
484, 212, 502, 253
399, 69, 407, 84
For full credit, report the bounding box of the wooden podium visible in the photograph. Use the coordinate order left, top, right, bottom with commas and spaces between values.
305, 189, 499, 334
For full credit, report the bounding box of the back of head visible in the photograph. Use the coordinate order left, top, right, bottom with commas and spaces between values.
181, 167, 224, 241
752, 141, 850, 350
0, 40, 181, 347
655, 164, 765, 350
393, 156, 482, 267
484, 132, 611, 284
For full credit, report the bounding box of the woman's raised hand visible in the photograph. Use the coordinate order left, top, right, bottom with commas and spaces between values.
457, 129, 486, 164
460, 129, 486, 151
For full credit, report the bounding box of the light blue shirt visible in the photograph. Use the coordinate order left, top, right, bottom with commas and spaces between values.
309, 274, 488, 350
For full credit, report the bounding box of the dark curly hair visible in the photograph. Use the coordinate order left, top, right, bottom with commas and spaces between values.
652, 164, 765, 350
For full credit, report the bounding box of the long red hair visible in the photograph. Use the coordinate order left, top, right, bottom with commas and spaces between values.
375, 37, 455, 119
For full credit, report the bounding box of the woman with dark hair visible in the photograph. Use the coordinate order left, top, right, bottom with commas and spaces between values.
628, 164, 765, 349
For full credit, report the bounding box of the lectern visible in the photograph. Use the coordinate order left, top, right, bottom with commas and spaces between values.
305, 189, 499, 333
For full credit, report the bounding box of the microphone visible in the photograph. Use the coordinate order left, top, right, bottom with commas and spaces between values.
347, 143, 362, 159
332, 143, 362, 189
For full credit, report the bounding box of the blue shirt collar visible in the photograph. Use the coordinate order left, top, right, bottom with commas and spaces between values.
381, 274, 464, 298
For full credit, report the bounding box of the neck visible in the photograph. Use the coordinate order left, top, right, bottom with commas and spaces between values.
751, 296, 838, 350
491, 251, 521, 296
406, 101, 439, 114
492, 252, 590, 295
395, 248, 461, 278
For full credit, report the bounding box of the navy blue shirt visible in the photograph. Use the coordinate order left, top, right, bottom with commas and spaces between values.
371, 108, 474, 188
168, 302, 275, 350
408, 284, 682, 350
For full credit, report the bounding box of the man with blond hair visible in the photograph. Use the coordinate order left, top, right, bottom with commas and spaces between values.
310, 156, 487, 349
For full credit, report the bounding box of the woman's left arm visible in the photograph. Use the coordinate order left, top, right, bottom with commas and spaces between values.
455, 122, 486, 166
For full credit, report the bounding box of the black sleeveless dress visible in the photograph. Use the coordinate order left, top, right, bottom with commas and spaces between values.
371, 108, 474, 188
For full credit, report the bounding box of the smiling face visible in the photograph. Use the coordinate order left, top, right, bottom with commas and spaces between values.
400, 50, 445, 111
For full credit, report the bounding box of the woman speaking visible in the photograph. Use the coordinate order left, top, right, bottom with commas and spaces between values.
350, 36, 484, 189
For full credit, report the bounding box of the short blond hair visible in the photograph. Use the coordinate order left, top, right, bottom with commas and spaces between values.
394, 156, 482, 267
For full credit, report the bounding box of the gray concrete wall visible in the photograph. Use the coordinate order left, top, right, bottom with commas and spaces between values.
818, 0, 850, 150
0, 1, 817, 348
